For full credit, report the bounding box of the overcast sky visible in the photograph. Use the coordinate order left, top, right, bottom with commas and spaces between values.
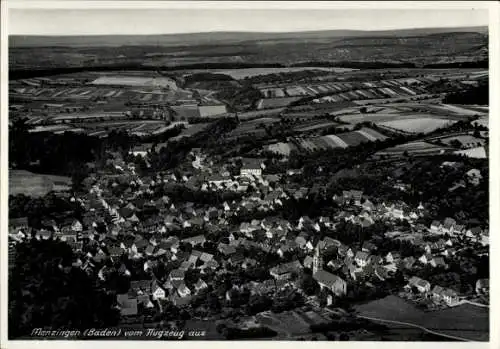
9, 8, 488, 36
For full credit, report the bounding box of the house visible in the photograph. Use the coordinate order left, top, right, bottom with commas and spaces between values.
430, 256, 447, 269
269, 260, 303, 280
277, 240, 297, 258
368, 255, 382, 265
480, 230, 489, 246
152, 284, 167, 300
303, 256, 314, 269
419, 253, 434, 265
401, 256, 416, 270
441, 288, 459, 306
431, 285, 445, 301
475, 279, 489, 295
130, 280, 152, 294
430, 220, 442, 233
218, 243, 237, 256
362, 199, 376, 212
407, 276, 431, 293
295, 232, 309, 249
181, 235, 206, 247
169, 269, 186, 282
452, 224, 465, 236
432, 285, 459, 306
442, 218, 456, 234
313, 270, 347, 296
466, 169, 483, 185
35, 230, 53, 241
240, 159, 264, 177
242, 258, 257, 270
355, 251, 370, 268
385, 252, 401, 264
350, 190, 364, 206
228, 252, 245, 265
177, 283, 192, 298
466, 227, 482, 241
374, 266, 390, 281
194, 279, 208, 293
9, 217, 29, 235
362, 242, 377, 253
71, 220, 83, 232
116, 294, 138, 316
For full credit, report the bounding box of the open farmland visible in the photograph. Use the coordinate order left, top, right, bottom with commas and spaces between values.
355, 296, 488, 341
377, 118, 457, 134
10, 170, 71, 197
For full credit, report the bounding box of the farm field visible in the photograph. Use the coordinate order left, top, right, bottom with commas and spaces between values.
375, 141, 453, 158
170, 122, 212, 140
438, 135, 485, 148
355, 296, 488, 342
204, 67, 357, 79
257, 97, 301, 110
237, 108, 285, 120
284, 127, 387, 153
292, 119, 340, 132
472, 116, 488, 129
91, 76, 178, 89
377, 118, 457, 134
9, 170, 72, 197
454, 146, 487, 159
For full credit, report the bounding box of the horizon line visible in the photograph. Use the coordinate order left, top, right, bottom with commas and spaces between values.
9, 25, 488, 37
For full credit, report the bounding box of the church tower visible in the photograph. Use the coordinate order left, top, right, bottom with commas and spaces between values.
313, 244, 323, 274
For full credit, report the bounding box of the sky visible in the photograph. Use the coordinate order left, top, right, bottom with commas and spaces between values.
9, 8, 489, 36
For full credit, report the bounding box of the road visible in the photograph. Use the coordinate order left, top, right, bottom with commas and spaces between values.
356, 314, 473, 342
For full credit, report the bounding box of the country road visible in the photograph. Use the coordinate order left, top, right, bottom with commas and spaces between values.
356, 314, 472, 342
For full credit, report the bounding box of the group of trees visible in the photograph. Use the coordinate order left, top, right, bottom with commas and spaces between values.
9, 239, 120, 338
443, 80, 488, 105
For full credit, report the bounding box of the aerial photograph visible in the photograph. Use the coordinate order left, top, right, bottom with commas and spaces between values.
5, 2, 490, 343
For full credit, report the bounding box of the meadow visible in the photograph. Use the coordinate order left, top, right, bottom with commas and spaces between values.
10, 170, 71, 197
355, 296, 489, 341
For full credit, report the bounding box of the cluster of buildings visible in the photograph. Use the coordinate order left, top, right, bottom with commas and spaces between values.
8, 148, 489, 321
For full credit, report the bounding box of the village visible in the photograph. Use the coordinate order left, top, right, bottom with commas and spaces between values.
8, 141, 489, 339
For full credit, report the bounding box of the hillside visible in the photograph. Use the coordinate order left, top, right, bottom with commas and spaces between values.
9, 26, 487, 48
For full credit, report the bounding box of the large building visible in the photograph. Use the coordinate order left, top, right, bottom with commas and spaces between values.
313, 270, 347, 296
240, 159, 264, 177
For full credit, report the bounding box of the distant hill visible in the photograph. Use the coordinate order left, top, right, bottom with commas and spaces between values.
9, 26, 488, 47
